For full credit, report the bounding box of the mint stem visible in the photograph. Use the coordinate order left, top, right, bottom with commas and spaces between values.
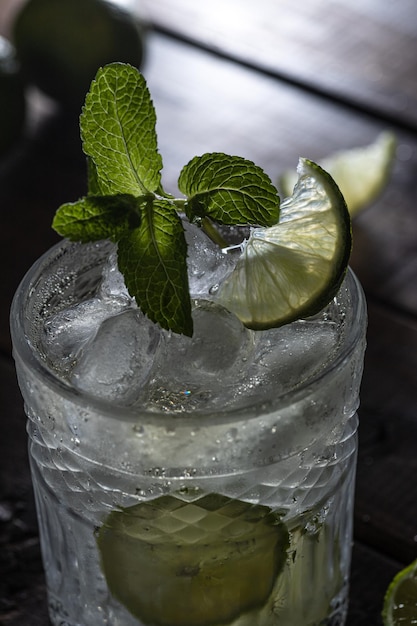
201, 217, 229, 249
173, 197, 229, 249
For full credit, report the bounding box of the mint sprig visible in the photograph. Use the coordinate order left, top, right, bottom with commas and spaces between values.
52, 63, 281, 336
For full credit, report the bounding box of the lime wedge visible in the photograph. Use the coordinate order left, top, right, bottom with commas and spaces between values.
216, 158, 351, 330
382, 559, 417, 626
280, 132, 396, 216
96, 493, 289, 626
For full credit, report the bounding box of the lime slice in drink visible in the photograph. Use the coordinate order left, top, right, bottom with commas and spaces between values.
216, 158, 351, 330
382, 559, 417, 626
96, 493, 289, 626
280, 132, 396, 216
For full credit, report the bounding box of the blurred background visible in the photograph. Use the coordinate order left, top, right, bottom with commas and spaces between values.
0, 1, 416, 624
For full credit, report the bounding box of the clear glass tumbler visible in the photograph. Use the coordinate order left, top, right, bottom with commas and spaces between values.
11, 239, 367, 626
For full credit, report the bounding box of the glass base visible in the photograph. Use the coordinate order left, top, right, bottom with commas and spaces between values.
47, 591, 349, 626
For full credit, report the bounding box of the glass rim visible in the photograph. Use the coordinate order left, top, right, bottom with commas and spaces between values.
10, 239, 367, 426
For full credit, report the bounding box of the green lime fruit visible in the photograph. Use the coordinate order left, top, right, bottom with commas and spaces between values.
216, 158, 351, 330
280, 132, 396, 216
96, 493, 289, 626
13, 0, 145, 111
382, 559, 417, 625
0, 36, 26, 157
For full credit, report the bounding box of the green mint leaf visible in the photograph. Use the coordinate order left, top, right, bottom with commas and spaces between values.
117, 199, 193, 336
87, 157, 103, 195
52, 195, 140, 243
178, 153, 280, 227
81, 63, 163, 197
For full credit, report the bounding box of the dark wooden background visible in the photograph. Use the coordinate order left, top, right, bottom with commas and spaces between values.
0, 1, 416, 624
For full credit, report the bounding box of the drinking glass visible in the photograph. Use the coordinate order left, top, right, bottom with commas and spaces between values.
11, 238, 367, 626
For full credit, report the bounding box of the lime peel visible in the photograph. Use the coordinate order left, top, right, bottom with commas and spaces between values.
216, 158, 351, 330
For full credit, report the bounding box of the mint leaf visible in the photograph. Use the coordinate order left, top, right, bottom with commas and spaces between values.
117, 199, 193, 336
87, 157, 103, 195
178, 153, 280, 227
52, 195, 139, 243
81, 63, 163, 197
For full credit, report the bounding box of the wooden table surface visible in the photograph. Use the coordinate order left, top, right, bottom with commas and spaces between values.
1, 1, 417, 624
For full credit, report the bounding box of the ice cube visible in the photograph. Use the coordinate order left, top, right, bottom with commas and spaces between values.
42, 297, 131, 370
144, 301, 255, 412
184, 222, 236, 298
247, 319, 340, 398
42, 249, 135, 371
71, 309, 161, 405
99, 249, 133, 305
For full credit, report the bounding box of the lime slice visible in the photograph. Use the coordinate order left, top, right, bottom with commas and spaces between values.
382, 559, 417, 626
280, 132, 396, 216
216, 158, 351, 330
96, 493, 289, 626
382, 560, 417, 626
